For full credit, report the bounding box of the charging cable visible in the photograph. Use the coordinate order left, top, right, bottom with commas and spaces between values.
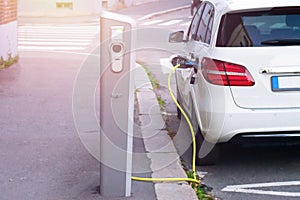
131, 64, 199, 184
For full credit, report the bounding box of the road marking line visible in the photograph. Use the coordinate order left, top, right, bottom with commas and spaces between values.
225, 188, 300, 197
141, 20, 164, 25
18, 33, 97, 37
222, 181, 300, 197
18, 31, 98, 35
18, 38, 92, 42
19, 35, 96, 39
19, 25, 99, 29
19, 46, 86, 51
18, 41, 89, 46
18, 23, 99, 51
159, 19, 183, 26
180, 22, 190, 26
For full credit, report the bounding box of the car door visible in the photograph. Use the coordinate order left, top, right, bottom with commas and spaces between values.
176, 3, 215, 118
176, 3, 205, 117
190, 3, 215, 130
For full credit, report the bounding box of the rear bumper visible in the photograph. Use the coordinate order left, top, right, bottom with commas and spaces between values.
202, 107, 300, 143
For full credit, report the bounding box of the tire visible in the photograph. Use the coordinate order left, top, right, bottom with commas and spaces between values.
195, 128, 219, 165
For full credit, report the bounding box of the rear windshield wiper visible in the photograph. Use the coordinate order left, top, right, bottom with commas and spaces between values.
261, 39, 300, 46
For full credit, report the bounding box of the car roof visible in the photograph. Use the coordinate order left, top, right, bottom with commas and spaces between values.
208, 0, 300, 14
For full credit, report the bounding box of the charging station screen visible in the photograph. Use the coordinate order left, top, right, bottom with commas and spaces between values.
111, 26, 124, 40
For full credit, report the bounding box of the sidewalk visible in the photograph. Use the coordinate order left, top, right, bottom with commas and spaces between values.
134, 64, 198, 200
125, 2, 197, 198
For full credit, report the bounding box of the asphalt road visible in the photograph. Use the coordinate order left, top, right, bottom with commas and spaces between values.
0, 51, 101, 200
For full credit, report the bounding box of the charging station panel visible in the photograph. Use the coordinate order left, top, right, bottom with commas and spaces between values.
100, 11, 136, 197
110, 25, 125, 72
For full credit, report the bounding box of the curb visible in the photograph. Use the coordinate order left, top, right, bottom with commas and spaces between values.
134, 64, 198, 200
137, 5, 190, 21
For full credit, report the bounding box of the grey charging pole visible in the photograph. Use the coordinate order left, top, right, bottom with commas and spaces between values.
99, 11, 136, 197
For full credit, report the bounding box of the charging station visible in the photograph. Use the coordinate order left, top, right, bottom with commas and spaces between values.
100, 11, 136, 197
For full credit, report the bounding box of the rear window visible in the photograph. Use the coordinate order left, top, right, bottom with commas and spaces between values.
216, 7, 300, 47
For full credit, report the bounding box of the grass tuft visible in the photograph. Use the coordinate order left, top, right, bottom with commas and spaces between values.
0, 53, 19, 69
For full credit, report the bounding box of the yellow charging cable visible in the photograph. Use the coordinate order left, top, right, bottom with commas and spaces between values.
131, 64, 199, 184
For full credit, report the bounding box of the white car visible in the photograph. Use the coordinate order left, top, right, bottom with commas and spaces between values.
169, 0, 300, 164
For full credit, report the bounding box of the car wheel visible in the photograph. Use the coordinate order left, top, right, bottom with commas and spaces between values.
195, 128, 219, 165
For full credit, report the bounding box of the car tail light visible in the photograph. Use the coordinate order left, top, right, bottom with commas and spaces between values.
201, 57, 255, 86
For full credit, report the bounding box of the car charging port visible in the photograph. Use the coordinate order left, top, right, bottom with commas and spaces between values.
171, 56, 191, 68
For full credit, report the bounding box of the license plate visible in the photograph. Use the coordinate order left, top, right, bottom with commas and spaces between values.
271, 76, 300, 91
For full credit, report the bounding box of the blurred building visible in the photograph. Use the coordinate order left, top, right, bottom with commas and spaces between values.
18, 0, 156, 16
102, 0, 156, 9
18, 0, 102, 16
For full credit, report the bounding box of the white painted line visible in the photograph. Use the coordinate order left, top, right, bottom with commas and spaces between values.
18, 35, 96, 39
19, 49, 96, 56
18, 38, 92, 42
18, 31, 97, 34
18, 33, 97, 37
18, 30, 98, 34
20, 23, 99, 27
223, 181, 300, 188
18, 27, 99, 31
159, 20, 183, 26
222, 181, 300, 197
180, 22, 190, 26
18, 46, 86, 51
19, 25, 99, 29
141, 19, 164, 26
18, 27, 99, 30
224, 188, 300, 197
18, 28, 99, 35
18, 41, 89, 46
137, 5, 190, 21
